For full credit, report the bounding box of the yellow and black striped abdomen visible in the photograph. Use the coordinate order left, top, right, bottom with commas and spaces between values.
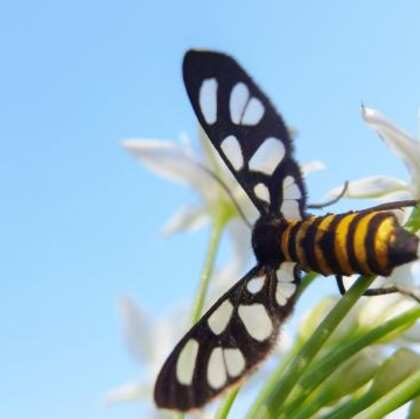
281, 210, 419, 277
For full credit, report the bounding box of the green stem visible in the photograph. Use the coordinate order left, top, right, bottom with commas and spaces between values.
189, 210, 227, 324
291, 390, 331, 419
322, 393, 375, 419
215, 387, 240, 419
246, 342, 302, 419
405, 203, 420, 233
264, 275, 376, 418
353, 369, 420, 419
283, 306, 420, 417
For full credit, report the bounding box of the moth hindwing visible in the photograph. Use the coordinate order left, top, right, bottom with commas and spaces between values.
182, 49, 306, 220
154, 263, 301, 411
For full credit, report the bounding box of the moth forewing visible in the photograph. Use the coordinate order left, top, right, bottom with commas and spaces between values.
182, 50, 306, 219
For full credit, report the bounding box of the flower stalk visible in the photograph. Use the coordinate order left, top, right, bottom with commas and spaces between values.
215, 387, 240, 419
190, 209, 230, 325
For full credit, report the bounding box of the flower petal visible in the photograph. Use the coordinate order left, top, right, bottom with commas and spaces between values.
327, 176, 408, 199
122, 138, 214, 195
358, 292, 417, 332
118, 296, 153, 363
161, 205, 210, 236
105, 382, 150, 404
362, 106, 420, 196
390, 261, 420, 288
300, 160, 326, 176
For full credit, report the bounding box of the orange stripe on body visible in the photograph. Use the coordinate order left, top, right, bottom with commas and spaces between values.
295, 217, 315, 268
353, 212, 377, 275
335, 213, 358, 275
281, 221, 297, 261
314, 214, 335, 275
373, 216, 394, 273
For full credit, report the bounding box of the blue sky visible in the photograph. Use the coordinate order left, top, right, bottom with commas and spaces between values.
1, 1, 419, 418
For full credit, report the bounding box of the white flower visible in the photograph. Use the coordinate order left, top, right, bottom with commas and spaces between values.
123, 128, 326, 235
325, 107, 420, 309
363, 106, 420, 197
123, 129, 257, 233
355, 263, 420, 343
328, 106, 420, 201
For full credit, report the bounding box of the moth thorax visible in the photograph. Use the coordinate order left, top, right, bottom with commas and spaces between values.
252, 215, 285, 266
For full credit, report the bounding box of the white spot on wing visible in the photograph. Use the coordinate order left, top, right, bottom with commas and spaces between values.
221, 135, 244, 170
224, 348, 246, 377
230, 82, 249, 124
246, 275, 265, 294
281, 176, 303, 219
199, 78, 218, 124
283, 176, 302, 200
276, 282, 297, 306
238, 304, 273, 341
176, 339, 199, 385
275, 262, 297, 306
242, 97, 265, 125
281, 200, 302, 220
254, 183, 270, 203
207, 347, 227, 389
277, 262, 296, 281
249, 137, 286, 175
208, 300, 233, 335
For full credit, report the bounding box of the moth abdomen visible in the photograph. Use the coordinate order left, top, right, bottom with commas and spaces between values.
278, 210, 419, 277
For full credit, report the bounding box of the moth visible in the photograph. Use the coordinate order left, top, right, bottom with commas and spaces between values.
154, 50, 419, 412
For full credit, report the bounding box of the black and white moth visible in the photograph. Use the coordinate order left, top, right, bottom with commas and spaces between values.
153, 50, 419, 412
154, 50, 305, 412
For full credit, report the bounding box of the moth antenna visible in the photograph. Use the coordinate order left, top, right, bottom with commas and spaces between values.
307, 181, 349, 209
196, 162, 253, 229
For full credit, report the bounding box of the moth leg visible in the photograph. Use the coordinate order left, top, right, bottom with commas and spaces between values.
337, 275, 399, 299
335, 275, 346, 296
361, 200, 418, 213
336, 275, 420, 304
363, 286, 420, 304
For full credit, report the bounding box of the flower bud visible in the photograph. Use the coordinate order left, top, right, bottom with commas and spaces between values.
369, 348, 420, 398
317, 347, 384, 404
